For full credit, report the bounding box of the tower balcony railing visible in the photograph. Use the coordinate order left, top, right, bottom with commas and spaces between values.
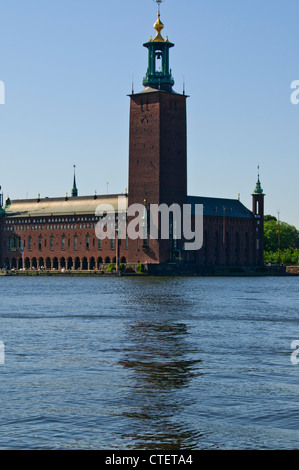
143, 74, 175, 88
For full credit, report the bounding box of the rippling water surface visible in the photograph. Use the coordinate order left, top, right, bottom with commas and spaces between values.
0, 276, 298, 449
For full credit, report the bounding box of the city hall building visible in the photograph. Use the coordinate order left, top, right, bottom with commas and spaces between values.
0, 11, 265, 273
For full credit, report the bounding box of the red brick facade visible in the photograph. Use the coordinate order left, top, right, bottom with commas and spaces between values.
0, 196, 129, 271
0, 197, 264, 270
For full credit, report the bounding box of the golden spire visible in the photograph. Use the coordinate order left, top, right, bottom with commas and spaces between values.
153, 12, 165, 42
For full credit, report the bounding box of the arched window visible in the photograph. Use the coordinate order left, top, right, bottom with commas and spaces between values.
74, 234, 78, 251
85, 234, 90, 251
61, 234, 65, 251
90, 257, 95, 270
67, 257, 73, 270
75, 257, 80, 270
82, 257, 88, 270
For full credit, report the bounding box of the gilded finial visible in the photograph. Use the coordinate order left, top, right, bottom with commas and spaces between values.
153, 13, 165, 41
152, 0, 166, 42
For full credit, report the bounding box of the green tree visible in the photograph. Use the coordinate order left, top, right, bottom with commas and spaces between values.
106, 263, 116, 272
136, 263, 146, 273
264, 217, 299, 252
264, 215, 277, 222
264, 215, 299, 265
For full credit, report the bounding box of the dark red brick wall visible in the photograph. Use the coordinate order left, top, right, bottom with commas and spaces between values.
190, 215, 259, 266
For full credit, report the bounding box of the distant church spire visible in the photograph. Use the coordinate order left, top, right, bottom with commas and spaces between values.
72, 165, 78, 197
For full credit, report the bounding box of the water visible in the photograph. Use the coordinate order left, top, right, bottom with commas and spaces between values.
0, 275, 298, 450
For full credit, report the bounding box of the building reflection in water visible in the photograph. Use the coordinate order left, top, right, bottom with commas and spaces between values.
118, 282, 204, 449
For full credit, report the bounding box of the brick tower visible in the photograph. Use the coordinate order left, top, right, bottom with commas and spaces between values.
252, 167, 265, 265
127, 10, 188, 264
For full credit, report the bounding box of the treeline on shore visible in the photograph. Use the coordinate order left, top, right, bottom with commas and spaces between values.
264, 215, 299, 265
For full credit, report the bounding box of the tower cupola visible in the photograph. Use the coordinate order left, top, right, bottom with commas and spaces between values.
142, 11, 175, 92
253, 171, 264, 195
252, 166, 265, 217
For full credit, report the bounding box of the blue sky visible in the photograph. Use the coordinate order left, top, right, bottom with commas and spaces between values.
0, 0, 299, 228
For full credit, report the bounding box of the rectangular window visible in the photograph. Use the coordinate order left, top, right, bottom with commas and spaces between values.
50, 237, 53, 251
74, 236, 77, 251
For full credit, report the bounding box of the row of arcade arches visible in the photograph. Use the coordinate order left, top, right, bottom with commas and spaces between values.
4, 256, 127, 270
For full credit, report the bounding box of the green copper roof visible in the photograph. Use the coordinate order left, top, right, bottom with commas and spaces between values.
71, 167, 78, 197
142, 12, 175, 92
253, 176, 263, 195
